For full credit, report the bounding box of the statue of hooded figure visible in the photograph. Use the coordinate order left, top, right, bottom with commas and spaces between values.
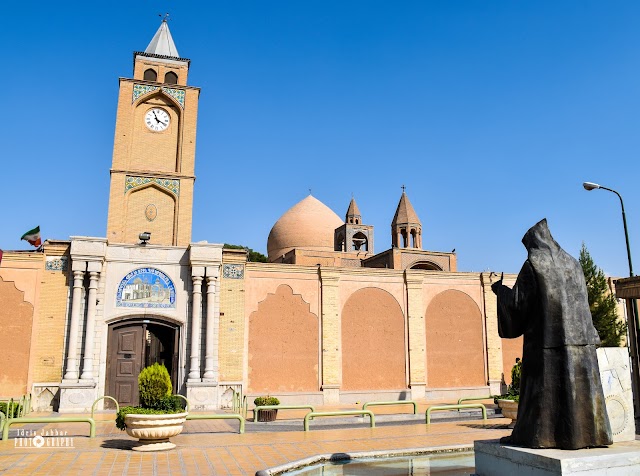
491, 218, 612, 450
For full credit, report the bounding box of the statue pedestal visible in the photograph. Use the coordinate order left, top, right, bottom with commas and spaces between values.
474, 439, 640, 476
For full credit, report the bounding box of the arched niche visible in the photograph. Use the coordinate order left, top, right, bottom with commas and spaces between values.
342, 287, 406, 390
425, 289, 485, 387
410, 261, 443, 271
248, 285, 319, 393
124, 183, 177, 246
130, 93, 181, 173
0, 276, 34, 395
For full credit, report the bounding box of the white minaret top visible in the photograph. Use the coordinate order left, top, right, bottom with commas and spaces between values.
145, 19, 180, 58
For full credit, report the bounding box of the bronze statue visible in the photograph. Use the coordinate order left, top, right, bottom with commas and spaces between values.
492, 219, 612, 449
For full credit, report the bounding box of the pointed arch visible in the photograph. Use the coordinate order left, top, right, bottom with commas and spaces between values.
143, 68, 158, 81
124, 183, 177, 245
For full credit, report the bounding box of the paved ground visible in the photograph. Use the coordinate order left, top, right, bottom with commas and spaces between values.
0, 403, 511, 475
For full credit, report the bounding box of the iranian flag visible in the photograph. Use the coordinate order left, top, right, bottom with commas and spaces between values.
21, 226, 42, 247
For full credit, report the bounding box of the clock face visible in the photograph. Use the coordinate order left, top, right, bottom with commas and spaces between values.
144, 108, 170, 132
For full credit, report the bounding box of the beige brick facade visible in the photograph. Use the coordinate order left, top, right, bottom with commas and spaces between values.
219, 251, 247, 382
319, 268, 341, 400
33, 242, 70, 383
405, 271, 426, 397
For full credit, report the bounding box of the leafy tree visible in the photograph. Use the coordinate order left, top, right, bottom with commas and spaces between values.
579, 244, 626, 346
223, 244, 268, 263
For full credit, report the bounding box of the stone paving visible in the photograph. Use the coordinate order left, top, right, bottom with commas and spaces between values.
0, 404, 511, 475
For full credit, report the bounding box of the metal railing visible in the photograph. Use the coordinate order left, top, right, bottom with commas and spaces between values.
185, 413, 245, 434
91, 396, 119, 420
425, 403, 487, 424
173, 394, 190, 412
457, 396, 493, 405
303, 410, 375, 431
2, 416, 96, 440
362, 400, 418, 414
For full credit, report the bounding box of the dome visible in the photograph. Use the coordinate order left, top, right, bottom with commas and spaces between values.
267, 195, 343, 261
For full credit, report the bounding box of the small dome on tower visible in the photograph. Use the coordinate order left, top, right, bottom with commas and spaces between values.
267, 195, 343, 261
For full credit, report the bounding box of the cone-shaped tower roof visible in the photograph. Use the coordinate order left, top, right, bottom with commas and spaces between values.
392, 191, 421, 226
145, 20, 180, 58
345, 197, 361, 223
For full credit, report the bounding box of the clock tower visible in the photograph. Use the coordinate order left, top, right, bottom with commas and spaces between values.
106, 19, 199, 246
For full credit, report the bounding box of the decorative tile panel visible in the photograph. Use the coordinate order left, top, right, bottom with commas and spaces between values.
162, 87, 185, 107
125, 176, 180, 196
132, 84, 185, 108
46, 256, 68, 271
132, 84, 159, 102
223, 264, 244, 279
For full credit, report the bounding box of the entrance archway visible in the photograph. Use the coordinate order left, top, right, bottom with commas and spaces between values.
105, 319, 179, 407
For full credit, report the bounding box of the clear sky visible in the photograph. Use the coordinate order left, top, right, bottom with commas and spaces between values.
2, 1, 640, 276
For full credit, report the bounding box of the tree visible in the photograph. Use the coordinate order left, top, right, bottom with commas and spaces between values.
223, 244, 268, 263
579, 244, 626, 346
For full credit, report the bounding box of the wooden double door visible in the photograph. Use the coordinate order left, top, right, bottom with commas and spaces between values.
106, 320, 179, 407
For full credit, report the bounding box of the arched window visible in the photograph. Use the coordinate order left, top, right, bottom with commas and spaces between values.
144, 69, 157, 81
352, 232, 368, 252
164, 72, 178, 84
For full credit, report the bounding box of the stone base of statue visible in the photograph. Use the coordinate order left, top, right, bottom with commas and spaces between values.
474, 439, 640, 476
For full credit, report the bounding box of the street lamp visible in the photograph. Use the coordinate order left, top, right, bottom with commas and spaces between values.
582, 182, 634, 277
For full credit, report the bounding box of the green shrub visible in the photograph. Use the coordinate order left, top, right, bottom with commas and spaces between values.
509, 360, 522, 396
0, 402, 22, 418
493, 359, 522, 404
254, 396, 280, 406
138, 363, 172, 409
116, 363, 184, 431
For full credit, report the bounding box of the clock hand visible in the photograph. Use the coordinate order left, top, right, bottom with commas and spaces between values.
152, 111, 161, 123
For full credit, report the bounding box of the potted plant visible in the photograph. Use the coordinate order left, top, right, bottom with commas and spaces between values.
496, 359, 521, 428
116, 363, 187, 451
253, 396, 280, 422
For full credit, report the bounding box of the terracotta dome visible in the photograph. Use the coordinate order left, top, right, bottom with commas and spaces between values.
267, 195, 343, 261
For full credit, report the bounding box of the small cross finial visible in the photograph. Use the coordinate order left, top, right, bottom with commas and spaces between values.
401, 184, 406, 193
308, 188, 312, 195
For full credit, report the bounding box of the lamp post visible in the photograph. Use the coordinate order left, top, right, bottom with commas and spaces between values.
583, 181, 640, 414
583, 182, 634, 277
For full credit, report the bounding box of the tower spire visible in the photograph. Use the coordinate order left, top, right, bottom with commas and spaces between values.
145, 16, 180, 58
345, 197, 361, 224
391, 188, 422, 249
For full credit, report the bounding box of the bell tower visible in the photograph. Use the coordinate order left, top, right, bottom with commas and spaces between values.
106, 19, 199, 246
334, 197, 374, 253
391, 188, 422, 249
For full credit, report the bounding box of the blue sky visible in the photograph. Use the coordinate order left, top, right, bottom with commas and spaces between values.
2, 1, 640, 276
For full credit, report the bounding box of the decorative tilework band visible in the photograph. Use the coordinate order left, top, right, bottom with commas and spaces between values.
223, 264, 244, 279
132, 84, 185, 108
46, 257, 68, 272
132, 84, 159, 102
162, 88, 185, 107
125, 176, 180, 196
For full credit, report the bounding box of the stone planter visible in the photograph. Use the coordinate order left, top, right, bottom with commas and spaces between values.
125, 412, 188, 451
497, 399, 518, 429
256, 409, 278, 422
